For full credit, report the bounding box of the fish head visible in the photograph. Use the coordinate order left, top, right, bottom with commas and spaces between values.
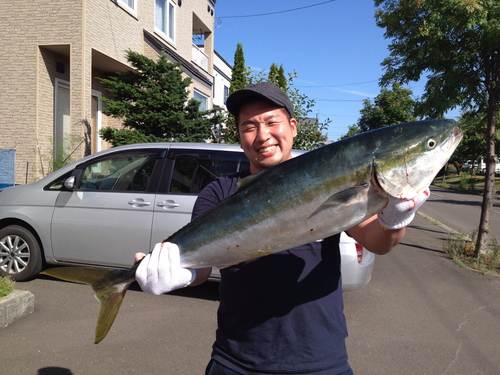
373, 120, 462, 200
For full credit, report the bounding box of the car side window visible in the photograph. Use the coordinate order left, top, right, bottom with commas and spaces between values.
78, 152, 159, 192
169, 151, 250, 194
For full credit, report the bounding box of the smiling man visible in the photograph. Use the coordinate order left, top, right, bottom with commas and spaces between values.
232, 83, 297, 174
135, 82, 430, 374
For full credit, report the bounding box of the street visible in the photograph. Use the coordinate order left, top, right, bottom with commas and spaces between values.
2, 277, 219, 374
423, 185, 500, 240
344, 214, 500, 374
1, 189, 500, 374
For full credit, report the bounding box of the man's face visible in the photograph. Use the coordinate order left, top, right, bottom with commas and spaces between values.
237, 100, 297, 174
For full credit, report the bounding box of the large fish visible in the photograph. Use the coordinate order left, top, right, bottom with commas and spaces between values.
42, 119, 462, 344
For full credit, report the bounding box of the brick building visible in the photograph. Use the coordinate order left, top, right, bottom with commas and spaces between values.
0, 0, 218, 184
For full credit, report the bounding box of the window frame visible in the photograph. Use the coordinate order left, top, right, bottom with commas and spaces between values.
91, 90, 103, 154
223, 85, 229, 105
54, 78, 71, 164
158, 149, 250, 195
154, 0, 176, 44
193, 90, 208, 112
69, 149, 166, 193
117, 0, 136, 15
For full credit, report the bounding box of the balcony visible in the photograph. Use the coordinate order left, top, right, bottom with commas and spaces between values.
192, 43, 208, 71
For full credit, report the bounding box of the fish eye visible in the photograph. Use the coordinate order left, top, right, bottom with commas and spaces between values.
427, 139, 437, 149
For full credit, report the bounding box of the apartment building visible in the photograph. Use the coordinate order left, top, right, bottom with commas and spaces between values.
213, 50, 231, 111
211, 50, 232, 142
0, 0, 217, 184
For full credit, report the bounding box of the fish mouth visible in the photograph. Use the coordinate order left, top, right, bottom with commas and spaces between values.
452, 129, 463, 148
371, 164, 386, 193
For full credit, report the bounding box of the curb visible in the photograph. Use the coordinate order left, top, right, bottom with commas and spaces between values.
0, 289, 35, 328
416, 211, 466, 238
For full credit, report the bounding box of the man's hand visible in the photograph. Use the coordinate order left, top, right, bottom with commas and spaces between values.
135, 242, 196, 295
378, 188, 430, 230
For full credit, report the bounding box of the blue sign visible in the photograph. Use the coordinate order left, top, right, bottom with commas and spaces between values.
0, 149, 15, 188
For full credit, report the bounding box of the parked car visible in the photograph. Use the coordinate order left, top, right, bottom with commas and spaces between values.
0, 143, 374, 291
462, 160, 476, 169
464, 158, 500, 175
480, 167, 500, 175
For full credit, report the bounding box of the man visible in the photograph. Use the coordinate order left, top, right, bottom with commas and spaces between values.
136, 82, 429, 374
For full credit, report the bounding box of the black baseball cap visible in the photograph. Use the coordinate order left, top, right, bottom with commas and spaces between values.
226, 82, 294, 118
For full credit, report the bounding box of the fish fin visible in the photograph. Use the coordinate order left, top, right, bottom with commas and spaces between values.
93, 281, 131, 344
41, 267, 112, 285
42, 266, 136, 344
308, 185, 368, 219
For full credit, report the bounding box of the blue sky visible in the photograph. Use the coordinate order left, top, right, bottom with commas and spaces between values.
213, 0, 460, 141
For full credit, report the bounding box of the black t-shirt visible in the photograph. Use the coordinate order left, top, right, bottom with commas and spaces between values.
192, 170, 351, 375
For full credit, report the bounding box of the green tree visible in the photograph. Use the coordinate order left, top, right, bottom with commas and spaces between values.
268, 63, 280, 85
455, 112, 500, 173
456, 113, 488, 175
229, 43, 247, 95
225, 43, 248, 143
278, 65, 288, 91
295, 116, 329, 150
340, 82, 416, 139
98, 50, 223, 146
267, 63, 288, 91
375, 0, 500, 255
339, 124, 361, 140
287, 78, 329, 149
224, 46, 328, 149
357, 82, 417, 132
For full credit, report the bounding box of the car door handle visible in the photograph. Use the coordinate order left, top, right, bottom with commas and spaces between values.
128, 199, 151, 207
157, 200, 180, 208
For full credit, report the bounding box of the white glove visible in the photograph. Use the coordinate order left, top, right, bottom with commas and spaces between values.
378, 188, 430, 230
136, 242, 196, 295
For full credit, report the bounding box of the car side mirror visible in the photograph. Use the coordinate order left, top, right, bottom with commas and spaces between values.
64, 176, 76, 190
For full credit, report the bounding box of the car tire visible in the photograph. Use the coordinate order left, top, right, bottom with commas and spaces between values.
0, 225, 43, 281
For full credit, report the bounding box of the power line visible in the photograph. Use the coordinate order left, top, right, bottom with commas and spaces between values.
216, 0, 336, 19
315, 99, 366, 102
319, 115, 359, 118
295, 80, 379, 88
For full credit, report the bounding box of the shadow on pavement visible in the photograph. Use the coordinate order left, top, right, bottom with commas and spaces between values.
37, 269, 221, 302
38, 368, 73, 375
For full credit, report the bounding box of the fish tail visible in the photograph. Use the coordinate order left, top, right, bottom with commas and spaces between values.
41, 266, 137, 344
92, 278, 132, 344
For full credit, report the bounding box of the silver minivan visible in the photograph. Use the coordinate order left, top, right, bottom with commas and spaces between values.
0, 143, 374, 291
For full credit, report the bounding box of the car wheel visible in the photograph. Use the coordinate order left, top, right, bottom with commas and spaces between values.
0, 225, 43, 281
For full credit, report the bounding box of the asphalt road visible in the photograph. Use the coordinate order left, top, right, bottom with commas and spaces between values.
423, 185, 500, 240
344, 214, 500, 374
2, 192, 500, 374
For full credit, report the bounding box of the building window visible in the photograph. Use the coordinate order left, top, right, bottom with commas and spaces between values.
224, 85, 229, 105
118, 0, 136, 14
193, 91, 208, 112
54, 79, 71, 164
155, 0, 175, 42
91, 90, 103, 154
